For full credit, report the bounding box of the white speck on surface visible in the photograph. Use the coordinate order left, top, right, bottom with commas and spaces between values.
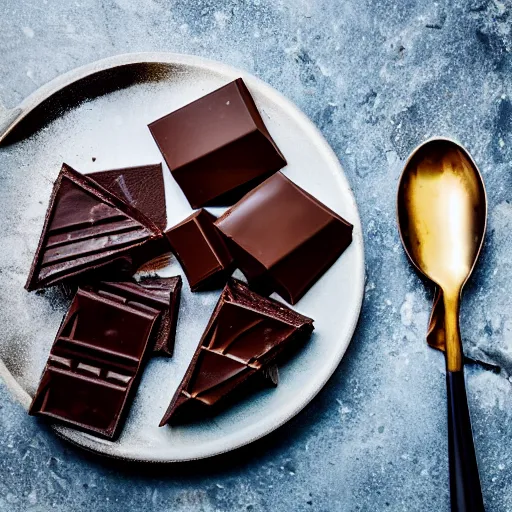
400, 293, 414, 326
214, 11, 229, 29
365, 281, 375, 292
27, 489, 37, 505
317, 61, 331, 77
22, 26, 34, 38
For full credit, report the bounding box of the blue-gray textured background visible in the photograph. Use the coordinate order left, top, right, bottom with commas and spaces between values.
1, 0, 512, 510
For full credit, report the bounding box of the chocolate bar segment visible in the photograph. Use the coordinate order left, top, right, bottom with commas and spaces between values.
29, 285, 161, 439
165, 209, 234, 291
88, 163, 167, 231
25, 164, 163, 291
159, 279, 314, 426
83, 277, 182, 357
148, 78, 286, 209
215, 172, 353, 304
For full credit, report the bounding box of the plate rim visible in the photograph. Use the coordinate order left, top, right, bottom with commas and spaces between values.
0, 52, 365, 462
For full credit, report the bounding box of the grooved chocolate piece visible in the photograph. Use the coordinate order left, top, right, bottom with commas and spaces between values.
165, 209, 234, 291
148, 78, 286, 209
88, 163, 167, 230
159, 279, 314, 426
83, 277, 182, 357
25, 164, 163, 291
29, 284, 162, 439
215, 173, 353, 304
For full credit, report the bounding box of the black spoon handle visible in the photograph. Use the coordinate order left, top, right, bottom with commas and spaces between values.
447, 370, 485, 512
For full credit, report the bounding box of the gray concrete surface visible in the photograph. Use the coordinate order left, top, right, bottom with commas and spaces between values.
1, 0, 512, 510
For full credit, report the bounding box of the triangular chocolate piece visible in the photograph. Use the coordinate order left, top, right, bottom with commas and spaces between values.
84, 277, 182, 357
88, 163, 167, 231
25, 164, 163, 291
159, 279, 314, 426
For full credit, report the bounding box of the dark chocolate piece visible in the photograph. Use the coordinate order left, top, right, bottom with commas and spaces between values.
25, 164, 163, 291
83, 277, 182, 357
215, 173, 353, 304
165, 209, 234, 291
29, 284, 163, 439
148, 78, 286, 209
89, 163, 171, 270
159, 279, 314, 426
88, 163, 167, 231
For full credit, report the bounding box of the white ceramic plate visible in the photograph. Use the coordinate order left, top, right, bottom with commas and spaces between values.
0, 53, 364, 461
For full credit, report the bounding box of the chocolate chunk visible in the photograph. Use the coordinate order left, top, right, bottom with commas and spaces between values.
159, 279, 314, 426
215, 172, 353, 304
25, 164, 163, 291
148, 78, 286, 209
165, 209, 234, 291
83, 277, 182, 357
29, 283, 163, 439
88, 163, 167, 231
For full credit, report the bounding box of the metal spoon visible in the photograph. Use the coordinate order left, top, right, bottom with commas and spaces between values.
397, 138, 486, 511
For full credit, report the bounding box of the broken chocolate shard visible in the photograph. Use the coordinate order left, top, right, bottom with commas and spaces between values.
215, 172, 353, 304
148, 78, 286, 209
159, 279, 313, 426
139, 277, 182, 356
88, 163, 167, 231
165, 209, 234, 291
83, 277, 182, 357
29, 283, 163, 439
83, 163, 172, 273
25, 164, 163, 291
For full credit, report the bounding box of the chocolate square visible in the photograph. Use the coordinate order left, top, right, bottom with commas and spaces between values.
148, 78, 286, 208
165, 209, 234, 291
215, 172, 353, 304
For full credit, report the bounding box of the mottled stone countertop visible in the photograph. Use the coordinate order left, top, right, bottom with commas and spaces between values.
1, 0, 512, 511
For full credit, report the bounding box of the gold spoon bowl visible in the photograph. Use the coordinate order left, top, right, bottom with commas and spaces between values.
397, 138, 486, 371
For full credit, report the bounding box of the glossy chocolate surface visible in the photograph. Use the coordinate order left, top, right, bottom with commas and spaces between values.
29, 283, 162, 439
165, 209, 234, 291
25, 164, 163, 291
216, 172, 353, 304
159, 279, 314, 426
83, 277, 182, 357
148, 78, 286, 209
89, 163, 167, 230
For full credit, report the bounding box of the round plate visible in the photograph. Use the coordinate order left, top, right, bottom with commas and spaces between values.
0, 53, 364, 461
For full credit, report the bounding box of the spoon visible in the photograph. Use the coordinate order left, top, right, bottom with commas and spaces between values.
397, 138, 486, 511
